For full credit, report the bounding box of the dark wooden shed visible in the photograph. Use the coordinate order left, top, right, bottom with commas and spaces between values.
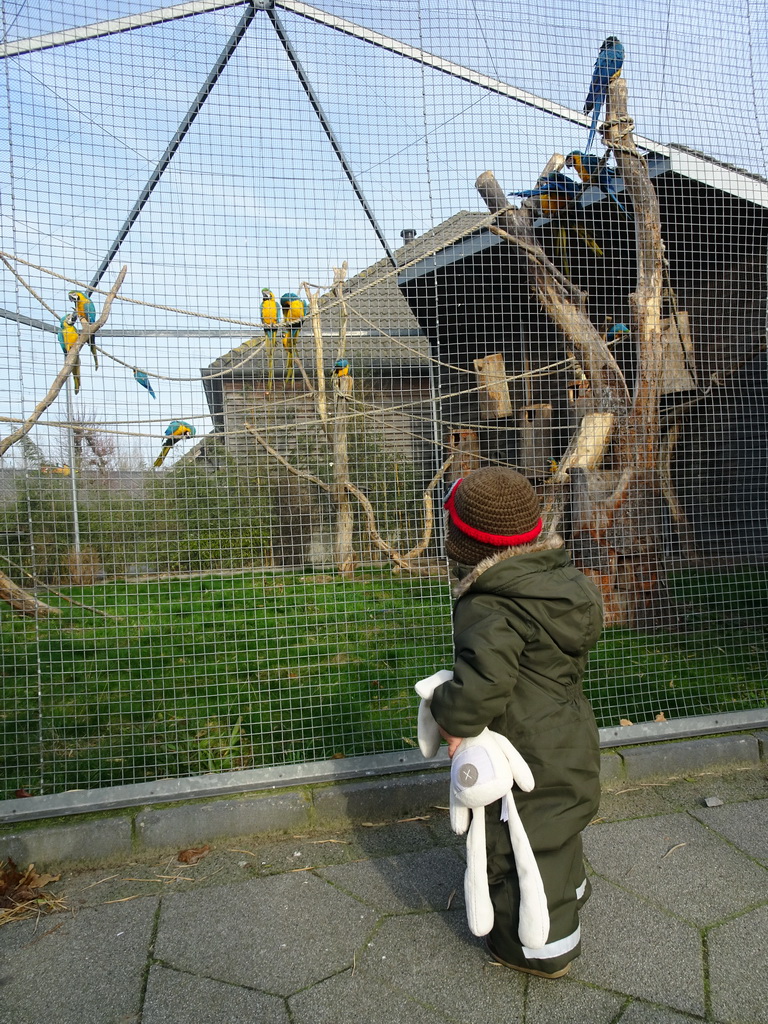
397, 146, 768, 563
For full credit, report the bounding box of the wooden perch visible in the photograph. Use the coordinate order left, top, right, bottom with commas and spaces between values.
244, 422, 453, 571
476, 171, 629, 412
564, 76, 670, 626
0, 267, 127, 458
0, 570, 60, 617
603, 79, 665, 468
474, 353, 513, 419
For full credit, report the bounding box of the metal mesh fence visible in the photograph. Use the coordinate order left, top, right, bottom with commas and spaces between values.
1, 0, 766, 798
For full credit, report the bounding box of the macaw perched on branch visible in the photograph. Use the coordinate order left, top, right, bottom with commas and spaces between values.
510, 171, 581, 216
583, 36, 624, 153
133, 369, 156, 398
565, 151, 629, 214
68, 290, 99, 369
510, 172, 602, 272
260, 288, 281, 391
279, 292, 308, 383
153, 420, 196, 468
332, 357, 353, 403
58, 312, 81, 394
606, 322, 631, 344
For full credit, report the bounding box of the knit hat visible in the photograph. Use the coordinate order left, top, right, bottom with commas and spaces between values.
444, 467, 542, 565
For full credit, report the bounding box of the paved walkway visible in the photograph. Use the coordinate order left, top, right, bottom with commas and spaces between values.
1, 766, 767, 1024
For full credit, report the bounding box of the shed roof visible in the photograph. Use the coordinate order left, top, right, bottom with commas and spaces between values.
201, 210, 486, 430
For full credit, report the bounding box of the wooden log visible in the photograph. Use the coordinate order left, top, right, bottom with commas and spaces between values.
660, 311, 696, 394
473, 352, 513, 419
603, 78, 665, 468
0, 570, 60, 617
446, 429, 481, 481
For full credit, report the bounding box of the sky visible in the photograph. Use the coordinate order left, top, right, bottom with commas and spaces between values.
1, 0, 766, 466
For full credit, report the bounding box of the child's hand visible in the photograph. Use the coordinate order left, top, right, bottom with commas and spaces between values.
438, 726, 463, 759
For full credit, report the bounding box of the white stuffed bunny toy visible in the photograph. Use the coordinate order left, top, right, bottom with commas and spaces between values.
415, 670, 549, 948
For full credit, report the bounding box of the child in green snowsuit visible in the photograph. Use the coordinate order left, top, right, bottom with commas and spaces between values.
431, 467, 603, 978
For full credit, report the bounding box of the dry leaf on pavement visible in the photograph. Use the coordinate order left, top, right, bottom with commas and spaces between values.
176, 845, 211, 865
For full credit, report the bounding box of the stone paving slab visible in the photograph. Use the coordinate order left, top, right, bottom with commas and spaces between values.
288, 969, 455, 1024
359, 910, 527, 1024
2, 766, 767, 1024
524, 977, 625, 1023
142, 965, 289, 1024
583, 811, 768, 925
0, 898, 158, 1024
707, 905, 768, 1024
153, 871, 378, 996
574, 877, 705, 1016
691, 797, 768, 866
656, 768, 768, 809
317, 847, 465, 913
615, 1004, 706, 1023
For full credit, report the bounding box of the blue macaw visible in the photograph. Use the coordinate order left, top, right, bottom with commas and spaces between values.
279, 292, 308, 383
58, 312, 81, 394
332, 357, 353, 403
566, 151, 629, 214
153, 420, 196, 468
68, 289, 99, 369
583, 36, 624, 153
260, 287, 281, 390
133, 369, 156, 398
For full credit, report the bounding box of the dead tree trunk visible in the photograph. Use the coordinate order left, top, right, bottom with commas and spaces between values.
305, 283, 356, 575
570, 76, 670, 626
474, 76, 672, 625
476, 172, 629, 413
0, 570, 60, 617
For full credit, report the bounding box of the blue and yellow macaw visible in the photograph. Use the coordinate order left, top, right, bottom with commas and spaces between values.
510, 172, 602, 272
566, 151, 629, 214
332, 357, 353, 403
606, 322, 631, 345
133, 369, 156, 398
280, 292, 308, 383
153, 420, 196, 468
58, 312, 81, 394
68, 290, 99, 369
260, 287, 281, 390
584, 36, 624, 153
511, 171, 581, 215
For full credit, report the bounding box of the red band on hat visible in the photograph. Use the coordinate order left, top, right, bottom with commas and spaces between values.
444, 479, 543, 547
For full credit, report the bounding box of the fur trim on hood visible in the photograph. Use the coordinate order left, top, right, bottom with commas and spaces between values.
451, 533, 565, 599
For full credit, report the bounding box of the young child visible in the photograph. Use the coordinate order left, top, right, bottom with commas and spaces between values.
430, 466, 603, 978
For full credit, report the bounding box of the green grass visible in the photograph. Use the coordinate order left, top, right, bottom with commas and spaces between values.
586, 567, 768, 725
2, 566, 766, 796
1, 569, 454, 795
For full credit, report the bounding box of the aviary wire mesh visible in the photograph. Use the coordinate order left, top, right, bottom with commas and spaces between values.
1, 0, 766, 797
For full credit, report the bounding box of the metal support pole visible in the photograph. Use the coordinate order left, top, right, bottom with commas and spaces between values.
266, 6, 395, 266
86, 1, 259, 294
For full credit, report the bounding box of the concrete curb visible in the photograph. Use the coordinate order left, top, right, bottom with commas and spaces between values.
1, 730, 765, 869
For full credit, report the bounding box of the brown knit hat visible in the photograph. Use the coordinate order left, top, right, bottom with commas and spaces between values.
444, 467, 542, 565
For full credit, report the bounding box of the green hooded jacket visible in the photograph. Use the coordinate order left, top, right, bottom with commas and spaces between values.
431, 535, 603, 849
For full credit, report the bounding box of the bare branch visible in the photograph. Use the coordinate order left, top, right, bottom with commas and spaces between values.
0, 569, 60, 617
244, 423, 330, 492
0, 266, 128, 458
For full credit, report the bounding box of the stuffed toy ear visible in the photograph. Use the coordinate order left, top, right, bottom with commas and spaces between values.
414, 669, 453, 700
417, 698, 441, 759
414, 669, 453, 759
463, 802, 495, 936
